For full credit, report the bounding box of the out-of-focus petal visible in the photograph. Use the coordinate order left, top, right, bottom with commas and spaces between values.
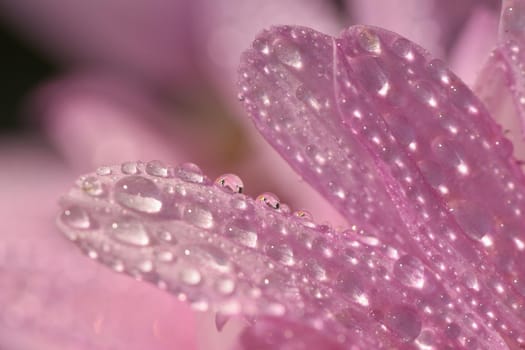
0, 142, 197, 350
475, 0, 525, 159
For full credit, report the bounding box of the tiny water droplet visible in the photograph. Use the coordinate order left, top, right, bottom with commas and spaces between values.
257, 192, 280, 209
114, 176, 163, 214
215, 277, 236, 296
156, 229, 176, 244
264, 242, 294, 266
273, 38, 303, 69
60, 206, 92, 229
225, 220, 258, 248
183, 205, 214, 229
179, 267, 202, 286
215, 173, 244, 193
109, 220, 151, 246
81, 176, 105, 196
155, 249, 175, 263
253, 37, 270, 55
146, 160, 169, 177
121, 161, 139, 175
393, 255, 426, 289
384, 305, 422, 342
138, 260, 154, 273
176, 163, 204, 183
96, 166, 112, 176
296, 85, 321, 111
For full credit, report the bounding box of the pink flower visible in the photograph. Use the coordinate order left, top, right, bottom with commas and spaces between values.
56, 1, 525, 349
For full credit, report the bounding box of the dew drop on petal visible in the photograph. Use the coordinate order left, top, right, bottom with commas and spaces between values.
176, 163, 204, 183
215, 173, 244, 193
60, 206, 92, 230
225, 220, 258, 248
215, 277, 236, 296
109, 220, 151, 246
356, 28, 381, 54
183, 205, 214, 229
384, 305, 422, 342
81, 176, 105, 197
257, 192, 281, 210
145, 160, 169, 177
96, 166, 112, 176
121, 161, 139, 175
393, 255, 426, 289
179, 267, 202, 286
114, 176, 163, 214
264, 242, 294, 266
451, 202, 493, 241
273, 38, 303, 69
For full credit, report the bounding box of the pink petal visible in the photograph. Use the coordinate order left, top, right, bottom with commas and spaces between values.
238, 26, 408, 247
336, 25, 525, 347
0, 144, 197, 349
475, 0, 525, 159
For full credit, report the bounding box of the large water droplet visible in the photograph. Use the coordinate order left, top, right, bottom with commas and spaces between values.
179, 267, 202, 286
81, 176, 105, 196
451, 201, 493, 241
257, 192, 280, 210
225, 219, 258, 248
121, 161, 139, 175
183, 205, 214, 229
109, 220, 151, 246
384, 305, 422, 342
393, 255, 426, 289
337, 271, 368, 306
60, 206, 92, 230
114, 176, 163, 214
264, 242, 294, 266
146, 160, 169, 177
215, 277, 236, 296
273, 38, 303, 69
215, 173, 244, 193
176, 163, 204, 183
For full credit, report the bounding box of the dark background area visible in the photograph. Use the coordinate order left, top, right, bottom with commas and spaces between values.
0, 22, 56, 133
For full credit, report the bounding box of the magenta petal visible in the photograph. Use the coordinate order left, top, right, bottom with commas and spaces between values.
238, 26, 407, 246
336, 25, 525, 346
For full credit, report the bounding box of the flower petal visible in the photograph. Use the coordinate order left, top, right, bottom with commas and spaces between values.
238, 26, 407, 246
475, 0, 525, 159
58, 161, 514, 348
336, 25, 525, 347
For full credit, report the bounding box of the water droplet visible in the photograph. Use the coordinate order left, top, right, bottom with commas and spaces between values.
176, 163, 204, 183
155, 249, 175, 263
184, 244, 230, 272
114, 176, 163, 214
257, 192, 280, 209
146, 160, 169, 177
225, 220, 258, 248
81, 176, 105, 196
391, 38, 415, 61
393, 255, 426, 289
215, 277, 236, 295
137, 260, 153, 273
60, 206, 92, 229
121, 161, 138, 175
109, 220, 151, 246
215, 173, 244, 193
183, 205, 214, 229
337, 271, 368, 306
273, 38, 303, 69
179, 267, 202, 286
253, 37, 270, 55
356, 28, 381, 54
384, 305, 422, 342
296, 85, 321, 111
155, 229, 176, 244
264, 242, 294, 266
451, 201, 494, 241
96, 166, 112, 176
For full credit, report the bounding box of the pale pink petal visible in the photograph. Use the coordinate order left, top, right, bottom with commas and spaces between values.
0, 143, 197, 349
